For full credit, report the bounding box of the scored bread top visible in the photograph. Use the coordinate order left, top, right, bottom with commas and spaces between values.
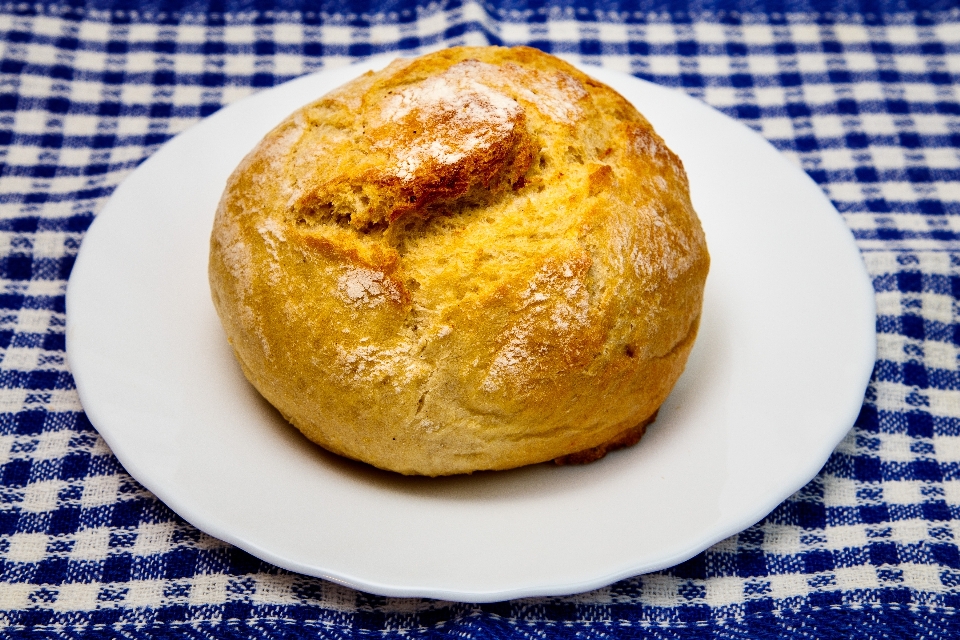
209, 46, 709, 476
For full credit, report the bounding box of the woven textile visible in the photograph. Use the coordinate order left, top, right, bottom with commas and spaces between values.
1, 0, 960, 637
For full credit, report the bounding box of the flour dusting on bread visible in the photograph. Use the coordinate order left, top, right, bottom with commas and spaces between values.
337, 267, 403, 308
379, 61, 522, 183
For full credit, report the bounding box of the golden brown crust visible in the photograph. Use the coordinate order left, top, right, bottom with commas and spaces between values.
553, 410, 658, 466
208, 46, 710, 476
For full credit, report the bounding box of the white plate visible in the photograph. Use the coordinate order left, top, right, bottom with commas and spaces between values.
66, 59, 876, 602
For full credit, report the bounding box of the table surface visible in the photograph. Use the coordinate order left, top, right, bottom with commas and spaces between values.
1, 0, 959, 637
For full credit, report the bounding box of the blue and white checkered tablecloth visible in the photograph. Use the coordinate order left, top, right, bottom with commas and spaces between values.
1, 0, 959, 636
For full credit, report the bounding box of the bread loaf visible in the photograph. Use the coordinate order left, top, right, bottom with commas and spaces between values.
208, 46, 709, 476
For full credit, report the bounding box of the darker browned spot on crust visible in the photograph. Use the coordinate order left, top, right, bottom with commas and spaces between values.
587, 163, 614, 197
553, 410, 658, 465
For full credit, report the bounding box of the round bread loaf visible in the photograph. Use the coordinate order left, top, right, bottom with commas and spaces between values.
209, 46, 709, 476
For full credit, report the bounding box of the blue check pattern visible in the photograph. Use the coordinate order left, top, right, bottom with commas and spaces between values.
1, 0, 960, 637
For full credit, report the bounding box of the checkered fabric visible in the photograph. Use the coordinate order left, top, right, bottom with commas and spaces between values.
1, 0, 959, 637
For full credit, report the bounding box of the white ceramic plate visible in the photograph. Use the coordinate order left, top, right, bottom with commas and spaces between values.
66, 58, 876, 602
